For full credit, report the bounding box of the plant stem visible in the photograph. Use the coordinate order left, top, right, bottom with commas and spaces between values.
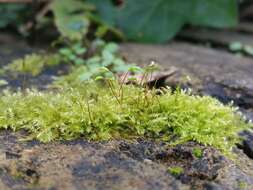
119, 71, 129, 104
86, 98, 93, 124
106, 80, 121, 105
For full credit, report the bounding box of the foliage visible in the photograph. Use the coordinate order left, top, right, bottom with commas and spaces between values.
0, 68, 250, 156
59, 42, 87, 65
58, 39, 132, 81
0, 79, 8, 87
192, 147, 203, 158
50, 0, 238, 43
0, 39, 130, 82
229, 42, 253, 56
89, 0, 238, 43
51, 0, 123, 41
51, 0, 94, 41
0, 0, 239, 43
0, 53, 61, 77
0, 4, 28, 28
168, 166, 184, 177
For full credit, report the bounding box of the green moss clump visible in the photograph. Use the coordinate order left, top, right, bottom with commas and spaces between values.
192, 147, 203, 158
1, 53, 61, 77
0, 80, 250, 155
168, 166, 184, 177
238, 180, 248, 189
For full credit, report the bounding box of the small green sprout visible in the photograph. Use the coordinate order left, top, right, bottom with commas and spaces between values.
229, 42, 243, 52
238, 180, 247, 189
127, 77, 138, 82
229, 42, 253, 56
56, 39, 133, 82
168, 166, 184, 177
244, 45, 253, 56
128, 66, 143, 73
59, 42, 86, 65
192, 147, 203, 158
144, 61, 159, 72
95, 76, 104, 81
98, 67, 110, 74
0, 79, 8, 86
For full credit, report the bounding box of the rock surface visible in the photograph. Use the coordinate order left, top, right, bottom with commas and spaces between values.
240, 130, 253, 159
0, 131, 253, 190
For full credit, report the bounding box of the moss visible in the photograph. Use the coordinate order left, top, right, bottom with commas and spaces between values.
0, 79, 251, 155
0, 79, 8, 86
238, 180, 248, 189
192, 147, 203, 158
1, 53, 61, 77
168, 166, 184, 177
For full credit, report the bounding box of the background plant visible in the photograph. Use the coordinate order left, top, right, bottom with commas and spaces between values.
93, 0, 238, 42
0, 0, 238, 43
0, 4, 28, 29
0, 53, 61, 77
57, 39, 132, 81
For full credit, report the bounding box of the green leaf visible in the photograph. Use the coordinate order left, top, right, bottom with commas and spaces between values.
117, 0, 190, 43
69, 54, 77, 61
189, 0, 238, 28
104, 43, 119, 53
95, 25, 109, 38
99, 67, 110, 72
90, 0, 238, 43
244, 45, 253, 56
0, 79, 8, 86
87, 56, 101, 65
51, 0, 91, 40
95, 76, 104, 81
102, 50, 114, 63
79, 72, 93, 81
128, 66, 143, 73
59, 48, 72, 56
114, 64, 131, 73
88, 0, 118, 26
74, 58, 85, 65
75, 48, 87, 55
0, 4, 27, 28
229, 42, 243, 52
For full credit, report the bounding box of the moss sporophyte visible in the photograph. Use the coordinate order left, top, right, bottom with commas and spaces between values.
0, 65, 251, 156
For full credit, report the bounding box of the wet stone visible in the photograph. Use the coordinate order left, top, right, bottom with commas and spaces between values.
240, 130, 253, 159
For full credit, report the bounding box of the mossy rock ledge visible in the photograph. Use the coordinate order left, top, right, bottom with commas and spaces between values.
0, 41, 253, 190
0, 131, 253, 190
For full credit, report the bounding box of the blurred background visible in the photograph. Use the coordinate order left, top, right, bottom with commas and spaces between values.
0, 0, 251, 44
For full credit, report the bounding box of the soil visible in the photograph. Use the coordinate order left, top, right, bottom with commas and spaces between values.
0, 34, 253, 190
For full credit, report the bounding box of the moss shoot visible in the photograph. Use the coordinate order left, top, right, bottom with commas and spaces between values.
192, 147, 203, 158
0, 80, 250, 155
168, 166, 184, 177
